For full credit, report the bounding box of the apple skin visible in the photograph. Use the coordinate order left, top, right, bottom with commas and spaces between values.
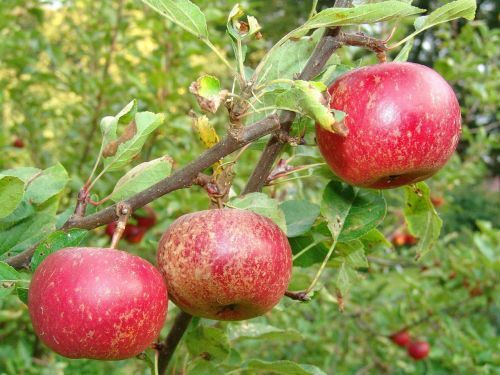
28, 247, 168, 360
316, 62, 461, 189
390, 330, 411, 347
407, 341, 430, 360
157, 208, 292, 321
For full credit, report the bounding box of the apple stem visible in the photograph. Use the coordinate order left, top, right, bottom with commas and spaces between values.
110, 202, 132, 249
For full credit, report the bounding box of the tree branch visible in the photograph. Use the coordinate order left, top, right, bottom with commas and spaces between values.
243, 2, 349, 194
156, 311, 193, 375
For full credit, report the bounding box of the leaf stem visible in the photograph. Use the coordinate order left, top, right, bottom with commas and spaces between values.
204, 39, 236, 74
305, 238, 338, 294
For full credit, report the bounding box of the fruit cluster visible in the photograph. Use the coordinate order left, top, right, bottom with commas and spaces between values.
390, 330, 430, 360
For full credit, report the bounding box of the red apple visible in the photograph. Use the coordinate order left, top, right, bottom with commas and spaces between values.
407, 341, 430, 360
390, 330, 411, 347
125, 225, 146, 244
134, 206, 157, 229
157, 208, 292, 320
12, 138, 25, 148
392, 233, 407, 247
28, 247, 168, 360
316, 62, 461, 188
105, 221, 117, 237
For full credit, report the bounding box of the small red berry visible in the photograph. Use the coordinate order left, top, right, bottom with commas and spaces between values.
390, 330, 411, 347
407, 341, 430, 360
12, 138, 25, 148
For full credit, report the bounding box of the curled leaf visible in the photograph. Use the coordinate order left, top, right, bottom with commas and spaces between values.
103, 121, 137, 158
189, 75, 228, 114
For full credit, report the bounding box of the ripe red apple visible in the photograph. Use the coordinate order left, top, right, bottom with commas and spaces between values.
316, 62, 461, 188
134, 206, 157, 229
407, 341, 430, 360
105, 221, 117, 237
125, 225, 147, 244
28, 247, 168, 360
12, 138, 25, 148
390, 330, 411, 347
157, 208, 292, 320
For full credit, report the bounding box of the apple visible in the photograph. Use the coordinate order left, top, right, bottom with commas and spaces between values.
316, 62, 461, 188
157, 208, 292, 320
105, 221, 117, 237
134, 206, 157, 229
125, 225, 147, 244
392, 233, 407, 247
12, 138, 25, 148
28, 247, 168, 360
390, 330, 411, 347
407, 341, 430, 360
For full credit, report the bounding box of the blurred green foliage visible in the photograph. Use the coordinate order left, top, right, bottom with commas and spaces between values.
0, 0, 498, 374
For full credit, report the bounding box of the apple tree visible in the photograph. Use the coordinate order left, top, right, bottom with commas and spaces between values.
1, 0, 498, 374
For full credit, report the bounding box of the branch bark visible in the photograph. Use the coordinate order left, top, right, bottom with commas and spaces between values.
243, 1, 350, 194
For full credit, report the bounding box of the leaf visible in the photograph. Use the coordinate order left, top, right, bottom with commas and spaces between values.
103, 111, 165, 172
0, 262, 20, 298
256, 30, 321, 85
191, 114, 220, 149
413, 0, 476, 33
246, 359, 327, 375
336, 262, 358, 295
0, 196, 59, 258
274, 80, 347, 135
16, 287, 29, 305
185, 326, 230, 363
228, 322, 303, 342
100, 100, 138, 147
360, 229, 392, 254
321, 181, 386, 242
189, 75, 228, 113
31, 229, 88, 271
24, 163, 69, 205
404, 182, 442, 260
280, 200, 320, 237
228, 193, 287, 234
141, 0, 208, 39
289, 235, 329, 267
187, 359, 225, 375
291, 1, 425, 38
110, 156, 173, 202
0, 176, 24, 219
0, 167, 41, 183
393, 39, 414, 62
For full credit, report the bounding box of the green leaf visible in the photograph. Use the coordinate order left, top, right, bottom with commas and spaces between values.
0, 196, 59, 258
141, 0, 209, 39
246, 359, 327, 375
291, 1, 425, 38
414, 0, 476, 32
404, 182, 442, 260
0, 167, 41, 183
100, 100, 138, 147
393, 39, 414, 62
16, 287, 29, 305
229, 193, 287, 234
321, 181, 386, 242
273, 80, 347, 135
280, 200, 320, 237
185, 326, 230, 363
24, 163, 69, 205
186, 359, 225, 375
103, 112, 165, 172
256, 30, 322, 85
110, 156, 173, 201
0, 262, 20, 298
31, 229, 88, 271
189, 75, 228, 113
228, 322, 303, 342
360, 228, 392, 254
0, 262, 20, 281
336, 262, 358, 295
289, 235, 329, 267
0, 176, 24, 219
